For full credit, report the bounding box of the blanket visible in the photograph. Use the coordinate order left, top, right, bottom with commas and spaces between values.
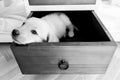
0, 0, 27, 33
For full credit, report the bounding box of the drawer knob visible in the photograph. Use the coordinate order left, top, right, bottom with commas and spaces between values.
58, 59, 69, 70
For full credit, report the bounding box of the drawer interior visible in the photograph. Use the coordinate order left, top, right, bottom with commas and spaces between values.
31, 11, 111, 42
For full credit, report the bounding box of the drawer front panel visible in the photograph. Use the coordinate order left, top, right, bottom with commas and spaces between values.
19, 64, 106, 74
13, 45, 115, 56
29, 0, 96, 5
16, 56, 111, 65
11, 42, 117, 74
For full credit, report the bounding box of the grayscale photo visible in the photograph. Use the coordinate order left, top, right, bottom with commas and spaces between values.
0, 0, 120, 80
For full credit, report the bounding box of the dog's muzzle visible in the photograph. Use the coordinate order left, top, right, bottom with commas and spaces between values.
12, 29, 20, 37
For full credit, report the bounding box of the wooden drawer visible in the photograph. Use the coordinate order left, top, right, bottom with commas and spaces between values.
11, 43, 116, 74
10, 11, 117, 74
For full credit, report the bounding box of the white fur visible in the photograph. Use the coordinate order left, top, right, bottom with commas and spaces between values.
12, 13, 75, 44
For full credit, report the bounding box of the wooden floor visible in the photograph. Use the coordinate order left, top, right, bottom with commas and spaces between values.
0, 43, 119, 80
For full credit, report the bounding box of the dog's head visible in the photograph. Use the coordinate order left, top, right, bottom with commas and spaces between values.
11, 17, 50, 44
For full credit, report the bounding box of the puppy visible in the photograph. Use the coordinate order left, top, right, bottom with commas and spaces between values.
11, 13, 75, 44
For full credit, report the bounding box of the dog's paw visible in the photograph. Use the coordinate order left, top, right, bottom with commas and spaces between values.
68, 31, 74, 37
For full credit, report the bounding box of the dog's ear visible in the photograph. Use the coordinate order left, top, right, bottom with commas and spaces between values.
43, 34, 49, 42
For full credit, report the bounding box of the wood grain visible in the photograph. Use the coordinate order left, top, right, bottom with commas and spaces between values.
29, 0, 96, 5
11, 42, 117, 74
20, 64, 106, 74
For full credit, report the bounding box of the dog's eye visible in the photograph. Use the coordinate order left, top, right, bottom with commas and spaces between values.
31, 30, 37, 35
22, 22, 25, 25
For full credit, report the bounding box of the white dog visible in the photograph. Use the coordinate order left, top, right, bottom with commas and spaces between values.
11, 13, 75, 44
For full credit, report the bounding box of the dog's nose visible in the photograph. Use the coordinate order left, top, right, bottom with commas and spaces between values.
12, 29, 20, 37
